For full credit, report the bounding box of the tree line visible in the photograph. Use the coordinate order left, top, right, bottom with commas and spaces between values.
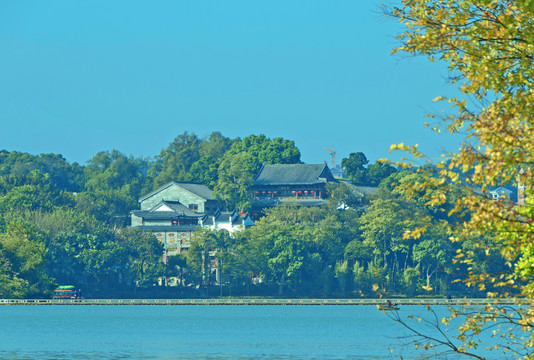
0, 138, 503, 299
186, 170, 502, 298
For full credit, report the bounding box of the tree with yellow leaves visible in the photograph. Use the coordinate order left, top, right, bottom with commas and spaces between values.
385, 0, 534, 358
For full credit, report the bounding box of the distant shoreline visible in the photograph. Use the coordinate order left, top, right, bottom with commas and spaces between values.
0, 298, 518, 306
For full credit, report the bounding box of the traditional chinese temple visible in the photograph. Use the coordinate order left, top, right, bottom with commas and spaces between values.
250, 163, 337, 217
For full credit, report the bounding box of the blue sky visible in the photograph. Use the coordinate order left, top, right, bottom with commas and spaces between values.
0, 1, 461, 166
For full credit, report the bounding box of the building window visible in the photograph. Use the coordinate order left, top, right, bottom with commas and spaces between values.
189, 204, 198, 211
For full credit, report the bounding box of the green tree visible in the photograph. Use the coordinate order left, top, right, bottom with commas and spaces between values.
360, 186, 448, 293
198, 131, 234, 160
215, 152, 258, 211
80, 150, 149, 226
402, 264, 421, 296
229, 134, 301, 165
360, 198, 407, 270
23, 208, 163, 293
0, 150, 83, 192
74, 189, 136, 227
84, 150, 149, 197
244, 209, 310, 296
187, 132, 234, 188
0, 222, 54, 298
240, 204, 359, 297
167, 253, 188, 287
264, 227, 308, 296
214, 134, 301, 210
412, 227, 453, 294
335, 260, 351, 295
117, 228, 164, 287
366, 162, 397, 186
225, 229, 267, 296
187, 156, 220, 189
341, 152, 368, 184
149, 132, 201, 188
0, 170, 73, 213
32, 209, 99, 287
341, 153, 397, 186
326, 182, 364, 209
344, 238, 372, 266
187, 227, 217, 295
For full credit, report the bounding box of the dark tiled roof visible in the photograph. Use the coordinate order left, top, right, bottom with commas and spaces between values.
202, 217, 214, 226
253, 164, 336, 186
216, 211, 234, 221
131, 210, 203, 219
232, 215, 250, 225
139, 182, 174, 202
214, 211, 249, 224
200, 211, 233, 224
176, 182, 214, 200
139, 181, 213, 202
161, 201, 199, 216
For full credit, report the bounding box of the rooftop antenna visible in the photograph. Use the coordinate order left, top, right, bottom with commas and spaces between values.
325, 147, 336, 168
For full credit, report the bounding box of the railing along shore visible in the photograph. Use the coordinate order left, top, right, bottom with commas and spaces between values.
0, 298, 519, 306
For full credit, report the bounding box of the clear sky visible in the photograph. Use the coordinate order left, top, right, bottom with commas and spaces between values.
0, 1, 462, 166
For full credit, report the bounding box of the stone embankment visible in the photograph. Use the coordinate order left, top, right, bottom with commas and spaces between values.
0, 298, 518, 306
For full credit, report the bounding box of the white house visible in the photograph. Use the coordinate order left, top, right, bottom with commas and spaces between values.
488, 186, 513, 201
200, 210, 254, 235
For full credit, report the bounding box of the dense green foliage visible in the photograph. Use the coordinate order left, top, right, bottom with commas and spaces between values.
342, 152, 397, 185
0, 133, 300, 297
184, 172, 478, 298
0, 132, 498, 299
214, 134, 301, 210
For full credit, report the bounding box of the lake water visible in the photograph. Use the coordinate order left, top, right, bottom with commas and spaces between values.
0, 305, 511, 359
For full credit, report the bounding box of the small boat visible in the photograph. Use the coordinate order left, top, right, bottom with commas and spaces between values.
377, 304, 400, 311
52, 285, 77, 299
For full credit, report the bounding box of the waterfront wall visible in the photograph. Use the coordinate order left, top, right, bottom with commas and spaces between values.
0, 298, 517, 306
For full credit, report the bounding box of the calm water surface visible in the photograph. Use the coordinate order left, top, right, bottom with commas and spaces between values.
0, 305, 507, 359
